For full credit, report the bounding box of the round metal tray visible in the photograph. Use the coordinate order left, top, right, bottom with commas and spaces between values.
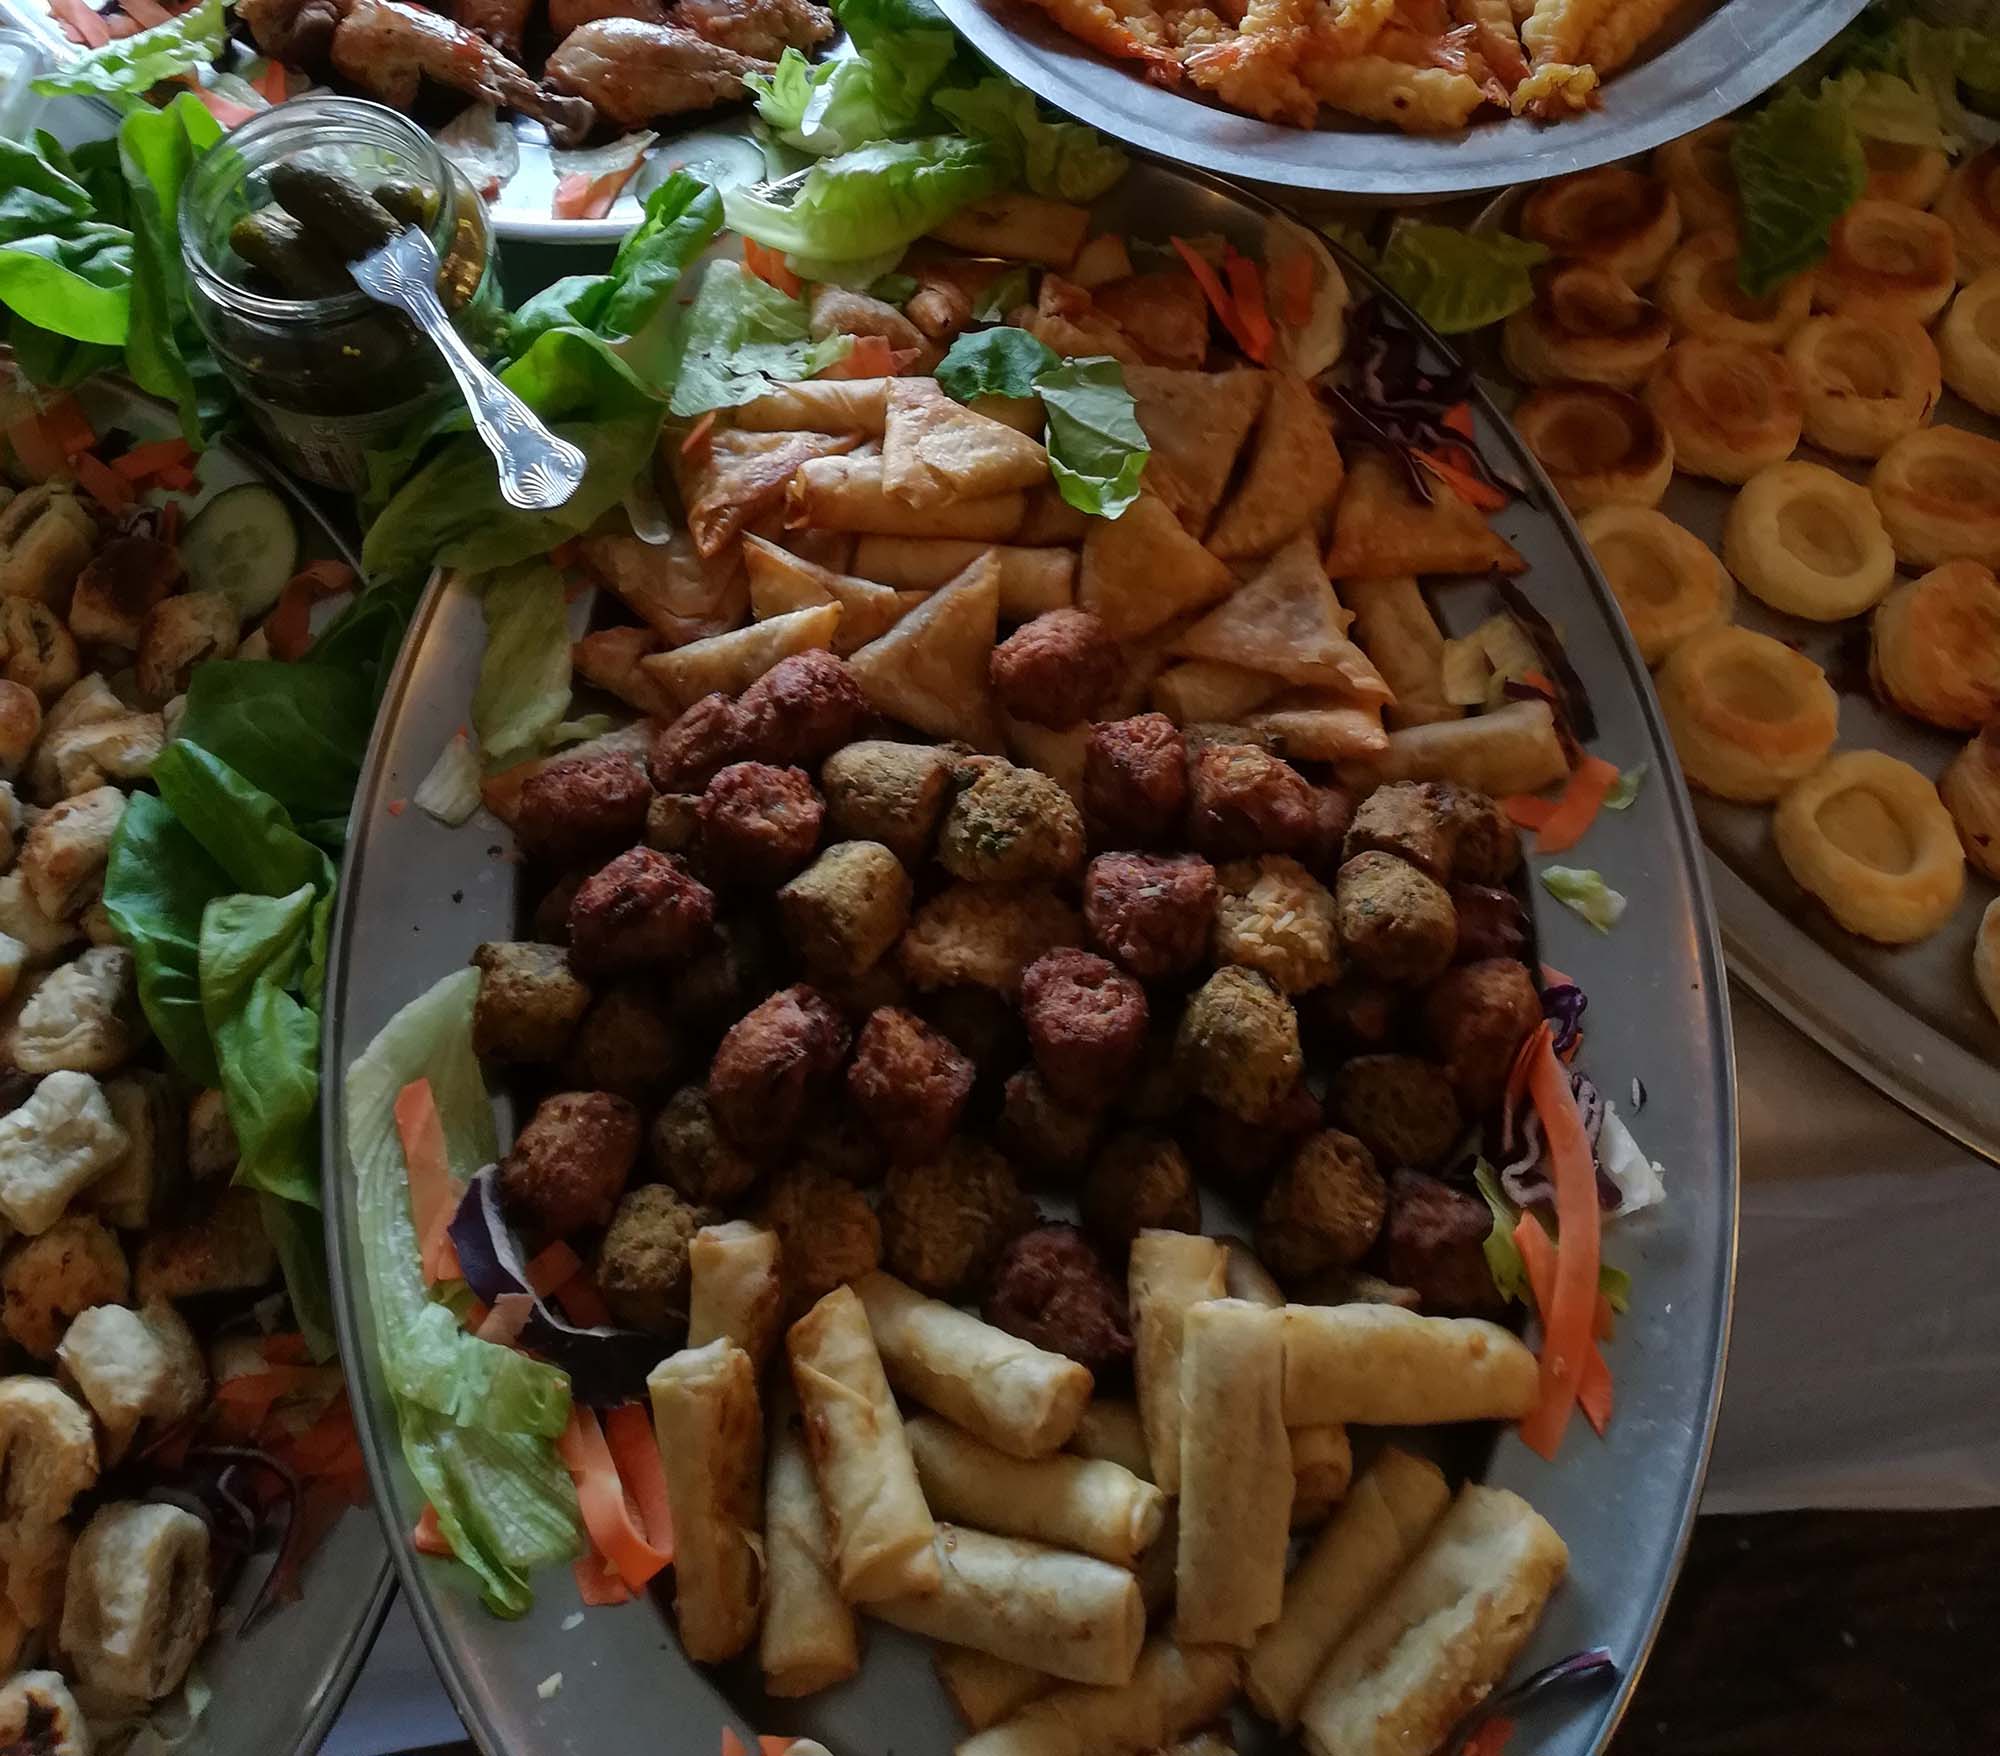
322, 159, 1737, 1756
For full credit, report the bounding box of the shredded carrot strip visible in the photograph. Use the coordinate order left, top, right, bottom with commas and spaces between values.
1501, 794, 1557, 832
39, 396, 95, 457
121, 0, 174, 24
48, 0, 111, 45
474, 1292, 535, 1346
1272, 250, 1315, 329
552, 155, 645, 222
1222, 249, 1273, 364
393, 1080, 463, 1286
603, 1403, 674, 1558
112, 436, 195, 480
557, 1406, 670, 1591
818, 333, 897, 380
721, 1732, 750, 1756
574, 1551, 631, 1605
1171, 236, 1261, 360
1414, 446, 1508, 512
1515, 1213, 1613, 1437
742, 237, 802, 299
254, 57, 289, 103
1442, 401, 1477, 441
1541, 961, 1574, 990
262, 562, 351, 662
412, 1504, 454, 1557
263, 1332, 312, 1364
1460, 1715, 1516, 1756
190, 85, 260, 127
214, 1364, 325, 1406
1528, 752, 1619, 854
553, 1270, 612, 1329
154, 464, 198, 492
155, 499, 183, 546
760, 1740, 797, 1755
75, 454, 135, 512
524, 1240, 585, 1298
680, 410, 717, 457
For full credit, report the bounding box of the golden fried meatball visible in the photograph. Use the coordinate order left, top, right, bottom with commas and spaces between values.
1173, 967, 1302, 1123
737, 651, 868, 767
471, 941, 591, 1065
778, 841, 914, 982
1083, 713, 1188, 845
1425, 957, 1541, 1113
515, 749, 655, 861
1, 1214, 128, 1359
1082, 851, 1217, 981
596, 1183, 707, 1334
758, 1165, 882, 1317
1187, 743, 1314, 860
898, 883, 1084, 995
1020, 949, 1148, 1109
1256, 1129, 1388, 1286
1344, 781, 1455, 880
697, 761, 824, 884
568, 848, 716, 975
559, 984, 683, 1104
988, 610, 1122, 729
821, 740, 952, 866
997, 1068, 1102, 1180
937, 762, 1087, 883
983, 1222, 1133, 1372
651, 1085, 759, 1206
1334, 852, 1458, 984
650, 693, 752, 792
1212, 856, 1341, 993
1081, 1131, 1200, 1259
1331, 1055, 1464, 1170
1436, 783, 1523, 887
499, 1091, 642, 1238
880, 1139, 1033, 1298
1380, 1168, 1506, 1317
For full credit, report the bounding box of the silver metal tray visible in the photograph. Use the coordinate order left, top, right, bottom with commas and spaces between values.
322, 159, 1737, 1756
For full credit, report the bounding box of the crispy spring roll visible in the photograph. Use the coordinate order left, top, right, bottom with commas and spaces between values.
1281, 1305, 1540, 1428
787, 455, 1025, 539
958, 1638, 1243, 1756
1344, 576, 1461, 729
647, 1341, 764, 1664
761, 1395, 860, 1697
1066, 1399, 1153, 1482
850, 537, 1077, 617
1339, 698, 1567, 797
935, 1644, 1058, 1731
855, 1271, 1091, 1459
1129, 1231, 1227, 1495
1174, 1300, 1292, 1648
1245, 1448, 1452, 1728
733, 377, 891, 433
786, 1284, 939, 1603
907, 1415, 1168, 1566
688, 1220, 783, 1366
1298, 1486, 1569, 1756
870, 1525, 1145, 1687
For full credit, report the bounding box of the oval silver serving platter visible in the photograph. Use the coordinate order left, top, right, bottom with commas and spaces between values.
323, 158, 1736, 1756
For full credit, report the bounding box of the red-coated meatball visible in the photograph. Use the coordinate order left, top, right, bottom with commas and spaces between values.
1186, 743, 1314, 860
983, 1222, 1134, 1372
651, 693, 751, 792
737, 651, 867, 767
1451, 885, 1529, 966
846, 1006, 975, 1164
498, 1091, 641, 1238
989, 610, 1122, 729
514, 750, 654, 861
1082, 851, 1217, 981
1182, 1078, 1321, 1195
567, 848, 715, 974
1380, 1167, 1507, 1317
998, 1068, 1101, 1179
697, 761, 824, 884
1425, 957, 1541, 1112
1302, 783, 1357, 876
1019, 949, 1148, 1108
1082, 713, 1187, 845
707, 984, 851, 1152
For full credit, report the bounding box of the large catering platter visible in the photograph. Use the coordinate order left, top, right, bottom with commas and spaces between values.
322, 156, 1736, 1756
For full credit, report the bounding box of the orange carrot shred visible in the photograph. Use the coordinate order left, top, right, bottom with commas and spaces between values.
1413, 447, 1508, 512
191, 85, 260, 127
603, 1403, 674, 1558
575, 1551, 632, 1605
412, 1504, 453, 1557
1529, 752, 1619, 854
385, 799, 408, 817
742, 237, 802, 299
554, 1270, 613, 1329
7, 415, 68, 483
120, 0, 173, 24
1501, 795, 1558, 833
1272, 250, 1315, 329
112, 436, 193, 480
393, 1081, 463, 1287
48, 0, 111, 46
524, 1241, 585, 1298
254, 58, 289, 103
680, 410, 717, 457
818, 333, 898, 380
1461, 1715, 1516, 1756
760, 1740, 796, 1755
1517, 1214, 1614, 1436
1171, 236, 1259, 360
557, 1406, 670, 1591
1442, 401, 1477, 441
75, 453, 134, 512
721, 1732, 750, 1756
263, 1332, 312, 1364
1222, 249, 1273, 364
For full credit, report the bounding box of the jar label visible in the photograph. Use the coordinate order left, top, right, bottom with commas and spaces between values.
244, 386, 450, 493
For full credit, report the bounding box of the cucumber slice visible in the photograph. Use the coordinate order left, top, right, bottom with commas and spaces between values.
182, 484, 299, 619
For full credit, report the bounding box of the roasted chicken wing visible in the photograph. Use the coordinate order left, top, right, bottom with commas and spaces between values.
677, 0, 833, 61
453, 0, 538, 59
544, 17, 774, 128
547, 0, 670, 42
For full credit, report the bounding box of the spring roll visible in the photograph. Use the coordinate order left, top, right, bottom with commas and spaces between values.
787, 455, 1025, 539
1343, 576, 1460, 729
958, 1638, 1243, 1756
870, 1525, 1145, 1687
688, 1220, 783, 1366
1281, 1305, 1540, 1427
761, 1396, 861, 1697
1066, 1399, 1152, 1482
1174, 1300, 1292, 1649
733, 378, 891, 433
907, 1415, 1168, 1566
786, 1284, 939, 1603
1339, 698, 1567, 797
850, 537, 1077, 617
935, 1644, 1058, 1731
1298, 1486, 1569, 1756
1245, 1447, 1452, 1727
1129, 1231, 1227, 1495
647, 1341, 764, 1664
855, 1271, 1091, 1459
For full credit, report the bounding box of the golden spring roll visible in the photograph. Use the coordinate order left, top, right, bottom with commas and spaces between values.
761, 1397, 861, 1697
1339, 698, 1567, 797
1343, 576, 1461, 729
1066, 1399, 1152, 1482
958, 1638, 1243, 1756
1245, 1447, 1452, 1728
786, 1284, 939, 1603
935, 1644, 1058, 1731
1298, 1486, 1569, 1756
907, 1415, 1168, 1566
647, 1341, 764, 1664
1128, 1231, 1226, 1495
855, 1271, 1092, 1459
788, 455, 1025, 539
733, 378, 891, 432
850, 538, 1077, 617
870, 1525, 1145, 1687
1136, 1503, 1178, 1617
1281, 1305, 1540, 1428
688, 1220, 783, 1366
1174, 1300, 1292, 1649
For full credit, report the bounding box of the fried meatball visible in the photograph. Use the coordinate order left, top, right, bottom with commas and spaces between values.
997, 1068, 1101, 1180
1082, 851, 1216, 981
596, 1183, 706, 1334
937, 762, 1087, 884
1173, 966, 1302, 1123
983, 1223, 1133, 1372
1332, 1055, 1463, 1170
1436, 784, 1522, 887
1380, 1168, 1506, 1318
758, 1164, 881, 1317
1302, 783, 1357, 877
1186, 743, 1314, 861
821, 739, 951, 866
1343, 781, 1454, 880
698, 761, 823, 884
1302, 979, 1409, 1057
1019, 949, 1148, 1108
1, 1214, 127, 1359
531, 870, 586, 945
847, 1007, 975, 1164
1334, 851, 1457, 985
707, 984, 851, 1153
471, 941, 591, 1064
1212, 856, 1340, 994
515, 749, 654, 861
499, 1091, 642, 1238
1082, 713, 1187, 845
880, 1139, 1032, 1298
778, 841, 913, 981
1116, 1026, 1185, 1125
560, 984, 682, 1103
568, 848, 716, 975
821, 957, 913, 1024
1081, 1132, 1200, 1259
989, 610, 1122, 729
1182, 1079, 1321, 1197
1451, 884, 1529, 966
794, 1109, 880, 1185
651, 1085, 759, 1205
1256, 1129, 1388, 1285
670, 912, 784, 1035
737, 651, 867, 767
651, 693, 751, 792
921, 984, 1027, 1083
645, 791, 703, 856
1426, 958, 1540, 1113
898, 882, 1083, 995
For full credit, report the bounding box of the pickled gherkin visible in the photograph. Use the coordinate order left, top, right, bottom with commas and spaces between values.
267, 161, 401, 261
372, 177, 441, 230
228, 208, 352, 299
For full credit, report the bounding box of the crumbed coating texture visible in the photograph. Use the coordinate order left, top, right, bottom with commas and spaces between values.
793, 1110, 880, 1186
132, 1189, 275, 1303
707, 984, 851, 1153
1080, 1131, 1200, 1259
1186, 743, 1315, 860
1331, 1055, 1464, 1171
997, 1068, 1102, 1180
645, 791, 704, 856
1173, 966, 1302, 1123
880, 1138, 1032, 1298
1301, 783, 1357, 878
650, 693, 751, 792
988, 610, 1123, 729
596, 1183, 708, 1334
1425, 957, 1542, 1113
1083, 713, 1188, 845
936, 763, 1087, 884
531, 871, 586, 946
1, 1214, 127, 1359
1334, 851, 1458, 984
668, 913, 783, 1035
559, 984, 683, 1103
471, 941, 592, 1065
898, 882, 1083, 995
777, 841, 914, 982
1344, 781, 1455, 880
500, 1091, 642, 1238
757, 1164, 881, 1317
567, 847, 717, 975
1381, 1167, 1507, 1318
919, 984, 1027, 1082
820, 740, 952, 866
846, 1007, 974, 1165
515, 750, 654, 861
1437, 783, 1522, 887
1450, 884, 1529, 966
983, 1222, 1134, 1372
736, 651, 868, 767
1212, 855, 1341, 994
651, 1085, 759, 1206
1181, 1079, 1321, 1198
1019, 948, 1149, 1108
697, 761, 824, 885
1082, 851, 1217, 981
1256, 1129, 1388, 1285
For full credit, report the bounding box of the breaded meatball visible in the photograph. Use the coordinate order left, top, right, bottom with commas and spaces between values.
1451, 884, 1529, 966
1256, 1129, 1388, 1285
514, 749, 654, 861
1081, 1132, 1200, 1258
937, 763, 1087, 884
1082, 713, 1187, 845
1186, 743, 1314, 860
531, 870, 586, 945
651, 693, 750, 792
707, 984, 850, 1153
1436, 783, 1522, 887
821, 957, 913, 1023
1116, 1026, 1185, 1124
1173, 967, 1301, 1123
131, 1189, 275, 1302
597, 1183, 706, 1334
1426, 958, 1540, 1113
846, 1007, 974, 1164
1, 1214, 128, 1359
758, 1164, 881, 1317
1334, 852, 1457, 984
988, 610, 1122, 729
921, 984, 1027, 1084
778, 841, 913, 982
568, 848, 716, 975
997, 1068, 1101, 1179
499, 1091, 641, 1238
1302, 980, 1410, 1057
1332, 1055, 1463, 1170
669, 913, 783, 1035
1082, 852, 1216, 981
472, 941, 591, 1064
1344, 781, 1454, 880
698, 761, 823, 884
560, 984, 682, 1103
1380, 1168, 1506, 1317
737, 651, 867, 767
794, 1109, 879, 1185
651, 1086, 759, 1205
821, 739, 951, 866
1212, 856, 1340, 993
1020, 949, 1148, 1108
645, 791, 703, 856
1302, 783, 1357, 877
983, 1222, 1133, 1372
898, 883, 1083, 995
880, 1139, 1032, 1298
1182, 1079, 1320, 1197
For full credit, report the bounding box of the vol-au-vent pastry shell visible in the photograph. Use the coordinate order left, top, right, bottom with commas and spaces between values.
1514, 385, 1673, 514
1936, 146, 2000, 284
1870, 425, 2000, 571
1785, 313, 1940, 460
1813, 199, 1957, 325
1653, 121, 1738, 235
1657, 625, 1840, 803
1723, 460, 1897, 622
1940, 726, 2000, 881
1861, 135, 1951, 209
1939, 270, 2000, 418
1775, 749, 1967, 944
1520, 167, 1682, 287
1500, 261, 1672, 389
1644, 338, 1802, 484
1658, 231, 1812, 349
1578, 505, 1733, 666
1869, 561, 2000, 733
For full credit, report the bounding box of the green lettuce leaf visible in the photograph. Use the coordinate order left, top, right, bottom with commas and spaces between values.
1036, 355, 1148, 519
1824, 67, 1949, 147
1602, 761, 1647, 811
0, 136, 132, 346
174, 660, 376, 838
149, 741, 336, 903
931, 79, 1129, 201
33, 0, 228, 104
935, 325, 1057, 401
1730, 87, 1868, 297
973, 264, 1032, 322
1474, 1161, 1531, 1304
665, 258, 817, 416
1374, 222, 1549, 334
473, 565, 572, 772
260, 1192, 336, 1362
1540, 864, 1627, 933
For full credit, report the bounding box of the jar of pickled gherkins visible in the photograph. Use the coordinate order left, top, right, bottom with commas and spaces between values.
179, 96, 501, 491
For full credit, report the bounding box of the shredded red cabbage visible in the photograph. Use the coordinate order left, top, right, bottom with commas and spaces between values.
1542, 981, 1588, 1059
1496, 980, 1623, 1211
144, 1445, 301, 1635
1492, 576, 1598, 742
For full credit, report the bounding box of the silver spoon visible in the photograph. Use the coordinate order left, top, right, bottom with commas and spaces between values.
349, 226, 586, 512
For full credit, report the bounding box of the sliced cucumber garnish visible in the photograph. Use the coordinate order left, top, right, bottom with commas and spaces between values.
182, 483, 299, 619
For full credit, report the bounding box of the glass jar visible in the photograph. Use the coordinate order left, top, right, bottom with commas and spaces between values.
180, 96, 501, 492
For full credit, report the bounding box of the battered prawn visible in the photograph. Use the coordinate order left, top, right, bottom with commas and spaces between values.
1016, 0, 1184, 80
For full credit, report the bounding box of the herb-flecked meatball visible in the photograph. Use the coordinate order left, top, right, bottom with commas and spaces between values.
937, 762, 1087, 883
500, 1091, 641, 1238
1173, 967, 1301, 1123
1212, 856, 1340, 993
1425, 958, 1541, 1113
988, 610, 1122, 729
880, 1139, 1032, 1298
645, 791, 703, 856
1451, 884, 1529, 966
898, 883, 1083, 995
1256, 1129, 1388, 1285
846, 1006, 975, 1165
1334, 851, 1457, 985
1343, 781, 1455, 880
560, 984, 682, 1103
596, 1184, 707, 1334
1082, 713, 1187, 845
820, 739, 951, 866
697, 761, 823, 884
1082, 851, 1216, 981
471, 941, 590, 1064
997, 1068, 1101, 1180
1436, 783, 1523, 887
651, 693, 750, 792
707, 984, 851, 1153
1020, 949, 1148, 1109
983, 1222, 1133, 1372
1331, 1055, 1463, 1170
1303, 980, 1411, 1057
778, 841, 913, 981
736, 650, 867, 767
1080, 1132, 1199, 1259
567, 848, 716, 975
1186, 743, 1314, 860
651, 1085, 759, 1205
1380, 1168, 1506, 1317
758, 1165, 881, 1317
515, 749, 654, 861
1182, 1079, 1321, 1197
